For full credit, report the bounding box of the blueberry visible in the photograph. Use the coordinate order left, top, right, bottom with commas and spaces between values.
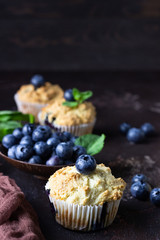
73, 145, 86, 161
120, 123, 131, 134
132, 174, 148, 184
63, 132, 72, 141
55, 142, 73, 160
130, 181, 151, 200
22, 123, 35, 136
141, 123, 155, 136
15, 144, 33, 161
58, 132, 68, 142
34, 141, 50, 158
32, 125, 52, 142
67, 141, 75, 148
150, 188, 160, 207
65, 160, 74, 165
12, 128, 23, 140
64, 89, 74, 101
75, 154, 96, 175
127, 128, 145, 143
7, 145, 17, 159
20, 136, 34, 146
46, 137, 60, 150
30, 74, 45, 88
46, 155, 63, 166
70, 136, 78, 143
2, 134, 17, 149
28, 155, 42, 164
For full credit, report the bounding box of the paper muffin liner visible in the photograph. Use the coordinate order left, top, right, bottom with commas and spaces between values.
38, 112, 96, 136
47, 193, 121, 231
14, 94, 47, 122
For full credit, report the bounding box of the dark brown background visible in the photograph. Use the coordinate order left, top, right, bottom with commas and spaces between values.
1, 0, 160, 71
0, 1, 160, 240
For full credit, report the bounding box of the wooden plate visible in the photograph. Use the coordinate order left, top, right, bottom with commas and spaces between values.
0, 144, 73, 179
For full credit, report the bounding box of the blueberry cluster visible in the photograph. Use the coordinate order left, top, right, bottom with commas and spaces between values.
120, 122, 155, 143
2, 123, 87, 166
130, 174, 160, 206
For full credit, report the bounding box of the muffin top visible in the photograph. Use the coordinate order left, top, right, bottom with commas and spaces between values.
16, 82, 63, 104
45, 164, 126, 205
40, 98, 96, 126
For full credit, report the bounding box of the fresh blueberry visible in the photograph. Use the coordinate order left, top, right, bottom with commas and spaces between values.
12, 128, 23, 140
64, 89, 74, 101
127, 128, 145, 143
20, 136, 34, 146
75, 154, 96, 175
132, 174, 148, 184
73, 145, 86, 161
130, 181, 151, 200
46, 137, 60, 150
65, 160, 74, 165
150, 188, 160, 207
15, 144, 33, 161
141, 123, 155, 136
2, 134, 17, 149
120, 123, 131, 134
70, 136, 78, 143
7, 145, 17, 159
55, 142, 73, 160
66, 141, 75, 148
28, 155, 42, 164
34, 141, 50, 158
22, 123, 35, 136
30, 74, 45, 88
63, 132, 72, 141
46, 155, 63, 166
32, 125, 52, 142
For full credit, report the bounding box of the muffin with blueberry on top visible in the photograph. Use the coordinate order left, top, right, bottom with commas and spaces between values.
45, 155, 126, 231
38, 88, 96, 136
14, 74, 63, 122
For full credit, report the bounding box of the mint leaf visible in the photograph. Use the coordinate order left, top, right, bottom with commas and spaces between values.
73, 88, 81, 101
0, 111, 35, 123
62, 101, 78, 107
0, 111, 35, 141
0, 121, 22, 141
63, 88, 93, 108
79, 91, 93, 103
75, 134, 106, 156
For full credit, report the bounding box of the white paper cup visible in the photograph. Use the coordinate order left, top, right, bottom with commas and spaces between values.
38, 112, 96, 136
47, 194, 121, 231
14, 94, 47, 122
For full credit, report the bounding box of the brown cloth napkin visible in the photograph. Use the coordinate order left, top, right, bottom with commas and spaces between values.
0, 174, 45, 240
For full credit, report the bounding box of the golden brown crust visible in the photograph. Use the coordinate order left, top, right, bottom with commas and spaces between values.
45, 164, 126, 206
40, 98, 96, 126
17, 82, 63, 104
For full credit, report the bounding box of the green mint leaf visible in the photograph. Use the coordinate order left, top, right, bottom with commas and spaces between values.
73, 88, 81, 101
0, 121, 22, 141
79, 91, 93, 103
75, 134, 106, 156
62, 101, 79, 108
0, 111, 35, 123
0, 111, 35, 141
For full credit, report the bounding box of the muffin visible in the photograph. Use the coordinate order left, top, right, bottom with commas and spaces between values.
45, 161, 126, 231
38, 88, 96, 136
14, 75, 63, 122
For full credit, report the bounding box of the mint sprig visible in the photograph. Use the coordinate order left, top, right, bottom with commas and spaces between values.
62, 88, 93, 108
75, 134, 106, 156
0, 111, 35, 141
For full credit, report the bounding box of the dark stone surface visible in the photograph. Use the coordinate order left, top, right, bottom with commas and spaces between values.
0, 71, 160, 239
1, 1, 160, 71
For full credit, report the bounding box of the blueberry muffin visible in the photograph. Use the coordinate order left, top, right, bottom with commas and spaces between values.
45, 156, 126, 231
14, 75, 63, 122
38, 88, 96, 136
